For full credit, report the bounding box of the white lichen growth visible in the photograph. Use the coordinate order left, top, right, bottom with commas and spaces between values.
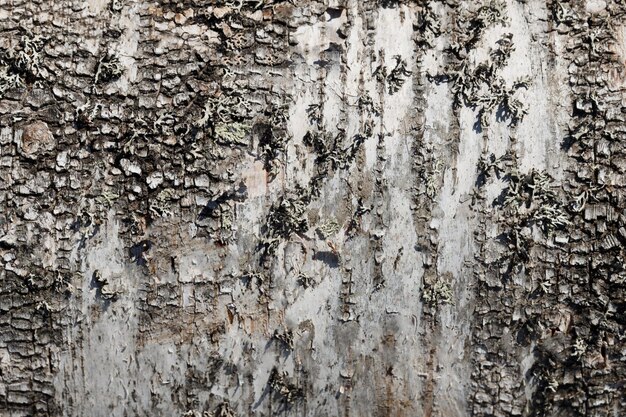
94, 53, 124, 84
149, 189, 177, 218
224, 0, 268, 11
195, 95, 252, 127
316, 219, 340, 239
267, 196, 309, 239
35, 300, 51, 314
502, 169, 570, 233
182, 410, 213, 417
423, 276, 454, 306
570, 185, 603, 213
110, 0, 123, 11
546, 377, 559, 393
572, 338, 587, 358
8, 33, 45, 77
0, 32, 46, 96
425, 159, 445, 199
0, 66, 24, 95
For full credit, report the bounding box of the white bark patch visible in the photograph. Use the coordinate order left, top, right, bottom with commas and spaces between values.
375, 5, 415, 134
116, 3, 141, 88
292, 11, 347, 65
609, 24, 626, 89
54, 213, 141, 416
87, 0, 108, 14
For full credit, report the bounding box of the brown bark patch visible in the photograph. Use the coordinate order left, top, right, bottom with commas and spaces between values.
19, 121, 55, 159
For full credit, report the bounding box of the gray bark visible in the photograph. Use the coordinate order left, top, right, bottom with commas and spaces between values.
0, 0, 624, 416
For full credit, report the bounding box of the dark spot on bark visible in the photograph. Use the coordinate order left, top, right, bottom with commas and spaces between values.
129, 240, 152, 265
313, 250, 339, 268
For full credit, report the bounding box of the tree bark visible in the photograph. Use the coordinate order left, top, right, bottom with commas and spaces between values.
0, 0, 624, 416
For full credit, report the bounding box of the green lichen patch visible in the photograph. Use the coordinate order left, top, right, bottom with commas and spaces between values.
214, 122, 250, 146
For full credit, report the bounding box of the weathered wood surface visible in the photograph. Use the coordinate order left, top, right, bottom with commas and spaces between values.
0, 0, 624, 416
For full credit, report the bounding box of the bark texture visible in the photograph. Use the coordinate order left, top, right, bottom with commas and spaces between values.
0, 0, 625, 416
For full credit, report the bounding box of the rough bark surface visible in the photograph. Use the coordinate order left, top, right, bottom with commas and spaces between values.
0, 0, 624, 416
